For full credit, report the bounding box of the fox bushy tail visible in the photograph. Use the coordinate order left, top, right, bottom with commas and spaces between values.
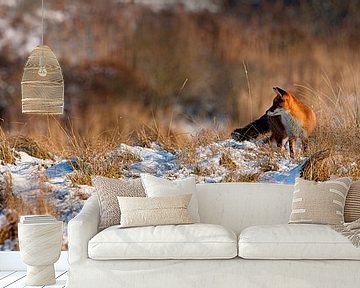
231, 114, 270, 141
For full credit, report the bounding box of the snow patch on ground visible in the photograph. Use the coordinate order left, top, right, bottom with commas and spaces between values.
114, 139, 303, 183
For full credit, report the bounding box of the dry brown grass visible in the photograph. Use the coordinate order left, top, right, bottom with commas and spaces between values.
224, 172, 261, 183
67, 159, 123, 186
317, 78, 358, 173
219, 151, 237, 170
67, 152, 122, 186
300, 80, 360, 181
178, 129, 228, 165
193, 165, 218, 178
0, 175, 22, 250
259, 156, 280, 172
302, 147, 360, 182
0, 129, 16, 165
0, 173, 58, 250
9, 135, 53, 160
134, 123, 181, 151
67, 141, 142, 186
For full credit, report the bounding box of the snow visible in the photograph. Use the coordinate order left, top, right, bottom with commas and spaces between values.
115, 0, 221, 13
117, 143, 178, 176
46, 160, 74, 182
0, 152, 93, 251
0, 138, 306, 251
112, 139, 303, 183
261, 165, 304, 184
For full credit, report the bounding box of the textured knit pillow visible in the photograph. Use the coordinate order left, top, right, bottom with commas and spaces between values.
344, 180, 360, 223
92, 176, 146, 229
117, 194, 193, 228
289, 177, 352, 225
330, 177, 360, 223
140, 174, 200, 222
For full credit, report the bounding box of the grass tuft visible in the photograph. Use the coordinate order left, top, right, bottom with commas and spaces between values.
0, 129, 16, 165
219, 151, 237, 170
224, 172, 261, 183
9, 136, 53, 160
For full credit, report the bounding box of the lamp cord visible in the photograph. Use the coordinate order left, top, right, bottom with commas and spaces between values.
38, 0, 47, 76
41, 0, 44, 46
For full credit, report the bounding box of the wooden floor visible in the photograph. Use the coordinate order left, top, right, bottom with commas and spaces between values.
0, 271, 67, 288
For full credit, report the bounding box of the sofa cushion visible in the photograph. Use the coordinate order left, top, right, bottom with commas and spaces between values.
238, 224, 360, 260
88, 223, 237, 260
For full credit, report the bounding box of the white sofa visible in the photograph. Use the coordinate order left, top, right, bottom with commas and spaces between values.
66, 182, 360, 288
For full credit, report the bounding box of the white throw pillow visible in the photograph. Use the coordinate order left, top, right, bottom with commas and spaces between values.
140, 173, 200, 222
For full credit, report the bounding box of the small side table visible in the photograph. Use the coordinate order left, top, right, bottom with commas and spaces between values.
18, 221, 63, 286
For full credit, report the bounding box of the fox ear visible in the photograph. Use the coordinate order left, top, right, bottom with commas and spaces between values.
273, 87, 287, 97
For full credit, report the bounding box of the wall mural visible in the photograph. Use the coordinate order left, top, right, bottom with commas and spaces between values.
0, 0, 359, 251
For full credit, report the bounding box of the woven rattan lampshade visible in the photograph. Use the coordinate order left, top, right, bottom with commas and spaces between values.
21, 45, 64, 114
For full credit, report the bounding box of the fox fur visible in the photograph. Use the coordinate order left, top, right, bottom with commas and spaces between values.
231, 87, 316, 157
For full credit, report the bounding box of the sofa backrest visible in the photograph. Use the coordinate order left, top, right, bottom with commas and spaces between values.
196, 182, 293, 233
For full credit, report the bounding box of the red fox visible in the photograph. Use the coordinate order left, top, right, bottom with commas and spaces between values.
268, 87, 316, 157
231, 87, 316, 158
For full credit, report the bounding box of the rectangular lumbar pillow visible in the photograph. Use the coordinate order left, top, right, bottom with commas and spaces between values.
92, 176, 146, 229
140, 173, 200, 222
289, 177, 352, 225
118, 194, 193, 228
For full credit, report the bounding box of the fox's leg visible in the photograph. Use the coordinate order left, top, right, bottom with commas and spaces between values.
281, 137, 288, 150
289, 137, 296, 158
270, 134, 278, 149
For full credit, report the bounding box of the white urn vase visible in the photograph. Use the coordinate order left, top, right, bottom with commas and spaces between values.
18, 221, 63, 286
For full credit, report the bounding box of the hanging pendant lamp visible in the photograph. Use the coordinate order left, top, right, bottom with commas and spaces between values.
21, 0, 64, 114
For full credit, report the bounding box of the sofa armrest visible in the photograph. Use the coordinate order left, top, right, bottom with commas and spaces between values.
68, 195, 100, 264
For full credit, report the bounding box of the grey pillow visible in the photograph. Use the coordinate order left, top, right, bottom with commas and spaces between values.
344, 180, 360, 223
330, 176, 360, 223
92, 176, 146, 229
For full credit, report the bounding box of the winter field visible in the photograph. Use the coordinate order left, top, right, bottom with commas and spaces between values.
0, 127, 359, 251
